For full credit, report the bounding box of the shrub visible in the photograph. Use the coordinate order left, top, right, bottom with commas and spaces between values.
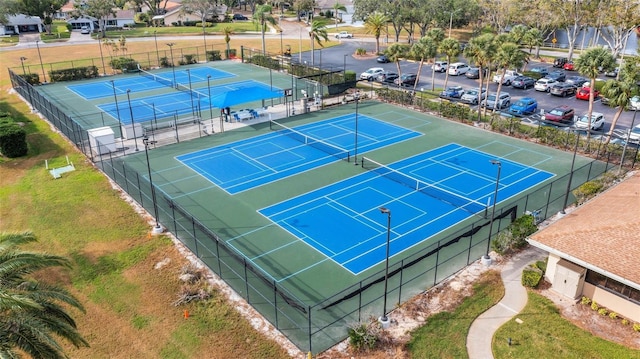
521, 265, 543, 288
225, 48, 237, 58
591, 301, 599, 311
573, 180, 604, 205
160, 57, 173, 67
0, 123, 28, 158
179, 54, 198, 65
347, 322, 379, 351
49, 66, 100, 82
622, 318, 629, 325
634, 323, 640, 332
580, 296, 591, 305
109, 57, 138, 72
598, 308, 608, 316
249, 54, 280, 70
21, 73, 40, 85
608, 312, 618, 319
206, 50, 221, 61
344, 70, 356, 82
491, 214, 538, 255
355, 48, 366, 55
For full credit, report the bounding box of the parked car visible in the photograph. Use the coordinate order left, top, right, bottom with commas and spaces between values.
546, 70, 566, 82
460, 88, 487, 105
553, 57, 568, 68
628, 96, 640, 111
530, 67, 549, 77
376, 55, 390, 63
335, 31, 353, 39
394, 73, 418, 86
511, 76, 536, 89
565, 75, 589, 86
360, 67, 384, 81
628, 124, 640, 142
232, 13, 248, 20
549, 83, 577, 97
574, 112, 605, 131
439, 86, 465, 99
534, 78, 557, 92
604, 68, 619, 77
376, 71, 399, 83
576, 87, 599, 100
481, 92, 511, 110
433, 61, 448, 73
508, 97, 538, 116
465, 67, 487, 79
563, 61, 575, 71
543, 105, 575, 125
601, 96, 611, 106
448, 62, 470, 76
80, 26, 90, 34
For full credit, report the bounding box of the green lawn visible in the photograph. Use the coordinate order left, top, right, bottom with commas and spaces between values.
102, 22, 259, 38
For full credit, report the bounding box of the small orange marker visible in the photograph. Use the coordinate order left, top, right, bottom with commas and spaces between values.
183, 309, 189, 319
147, 232, 151, 239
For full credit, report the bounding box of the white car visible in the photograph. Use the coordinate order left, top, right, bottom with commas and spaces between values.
574, 112, 605, 131
628, 124, 640, 142
460, 88, 487, 105
492, 69, 521, 85
360, 67, 384, 81
335, 31, 353, 39
448, 62, 470, 76
80, 26, 90, 34
629, 96, 640, 111
433, 61, 448, 73
535, 78, 557, 92
481, 92, 511, 110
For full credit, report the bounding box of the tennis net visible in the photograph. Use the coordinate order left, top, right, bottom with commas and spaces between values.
361, 157, 487, 215
176, 83, 207, 101
139, 66, 174, 88
270, 120, 350, 161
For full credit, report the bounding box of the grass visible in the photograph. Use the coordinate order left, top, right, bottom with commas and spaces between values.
102, 22, 260, 38
493, 292, 640, 359
406, 270, 504, 358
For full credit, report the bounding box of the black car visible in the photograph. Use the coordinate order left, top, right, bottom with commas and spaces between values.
394, 73, 418, 86
376, 55, 390, 63
465, 67, 487, 79
565, 75, 589, 86
511, 76, 536, 89
549, 83, 577, 97
232, 13, 248, 20
553, 57, 568, 68
546, 70, 566, 82
377, 71, 399, 83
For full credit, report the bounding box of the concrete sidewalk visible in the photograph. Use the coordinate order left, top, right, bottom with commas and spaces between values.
466, 247, 547, 359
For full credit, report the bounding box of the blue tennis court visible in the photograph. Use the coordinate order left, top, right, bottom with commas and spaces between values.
176, 115, 422, 193
97, 80, 282, 124
67, 67, 234, 100
258, 143, 555, 274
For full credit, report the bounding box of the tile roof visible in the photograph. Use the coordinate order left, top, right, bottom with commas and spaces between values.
528, 172, 640, 286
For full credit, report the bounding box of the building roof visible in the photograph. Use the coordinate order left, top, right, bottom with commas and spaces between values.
528, 172, 640, 289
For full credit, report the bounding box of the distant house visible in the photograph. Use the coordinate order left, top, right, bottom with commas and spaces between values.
67, 10, 135, 31
155, 4, 227, 26
527, 173, 640, 323
0, 14, 44, 35
314, 0, 354, 24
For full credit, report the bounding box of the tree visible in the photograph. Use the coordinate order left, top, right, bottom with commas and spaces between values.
508, 24, 528, 44
410, 35, 437, 91
253, 4, 276, 55
438, 38, 461, 89
425, 28, 445, 91
0, 0, 19, 24
19, 0, 66, 34
309, 19, 329, 66
181, 0, 220, 51
223, 26, 233, 58
493, 42, 528, 112
574, 46, 616, 141
74, 0, 115, 38
599, 0, 640, 59
600, 57, 640, 145
464, 33, 495, 119
364, 12, 389, 55
551, 0, 598, 60
384, 43, 409, 86
331, 1, 347, 28
133, 0, 170, 18
522, 27, 543, 57
0, 231, 89, 358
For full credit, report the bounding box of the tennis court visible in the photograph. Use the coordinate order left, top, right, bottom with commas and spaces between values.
258, 143, 554, 274
67, 67, 235, 100
176, 115, 421, 193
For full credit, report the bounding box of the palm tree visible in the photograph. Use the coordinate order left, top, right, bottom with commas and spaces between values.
331, 1, 347, 28
508, 24, 528, 44
309, 19, 329, 66
464, 33, 495, 117
522, 28, 543, 58
600, 58, 640, 145
438, 38, 461, 89
0, 231, 89, 358
493, 42, 529, 112
425, 28, 445, 91
364, 12, 389, 55
253, 4, 276, 55
223, 26, 234, 59
411, 35, 437, 91
384, 43, 410, 86
574, 47, 616, 141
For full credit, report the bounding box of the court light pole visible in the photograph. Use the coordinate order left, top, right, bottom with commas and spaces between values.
20, 57, 27, 75
111, 80, 122, 125
143, 137, 163, 234
378, 207, 392, 328
207, 75, 213, 123
126, 89, 139, 152
343, 54, 348, 74
561, 127, 581, 215
97, 35, 106, 76
35, 40, 46, 83
154, 31, 159, 66
166, 43, 177, 88
483, 159, 501, 265
619, 108, 638, 172
353, 90, 360, 164
186, 69, 195, 116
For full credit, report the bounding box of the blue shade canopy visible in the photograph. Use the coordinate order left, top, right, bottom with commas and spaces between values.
209, 87, 283, 108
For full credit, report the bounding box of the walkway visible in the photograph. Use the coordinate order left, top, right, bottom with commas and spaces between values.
466, 247, 547, 359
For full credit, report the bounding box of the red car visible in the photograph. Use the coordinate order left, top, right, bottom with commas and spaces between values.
576, 87, 599, 101
543, 105, 575, 125
563, 61, 575, 71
